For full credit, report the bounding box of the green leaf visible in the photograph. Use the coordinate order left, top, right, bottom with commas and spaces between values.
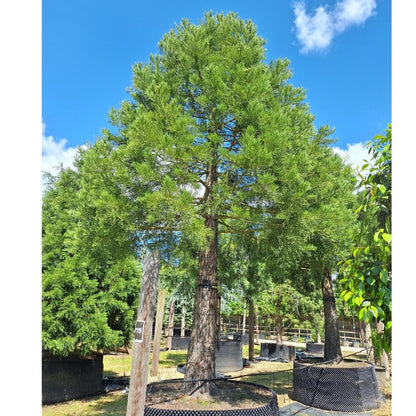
358, 307, 367, 321
381, 233, 392, 243
380, 269, 389, 284
369, 305, 378, 319
341, 291, 353, 302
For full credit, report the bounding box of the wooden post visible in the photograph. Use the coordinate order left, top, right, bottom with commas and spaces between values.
166, 297, 175, 350
151, 289, 166, 376
126, 250, 161, 416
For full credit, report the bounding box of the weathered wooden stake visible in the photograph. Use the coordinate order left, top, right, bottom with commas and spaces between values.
126, 250, 161, 416
166, 297, 175, 350
150, 289, 166, 376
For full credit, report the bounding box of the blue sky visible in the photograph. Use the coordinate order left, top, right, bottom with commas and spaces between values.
42, 0, 391, 174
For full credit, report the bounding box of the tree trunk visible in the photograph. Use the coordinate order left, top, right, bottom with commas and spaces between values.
276, 302, 283, 344
377, 321, 390, 380
184, 215, 218, 395
364, 321, 375, 363
126, 250, 161, 416
150, 289, 166, 377
242, 300, 247, 335
181, 303, 186, 337
322, 267, 342, 361
248, 298, 255, 361
167, 297, 175, 350
255, 304, 259, 344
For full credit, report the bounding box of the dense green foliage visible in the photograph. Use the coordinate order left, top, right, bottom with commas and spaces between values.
42, 12, 359, 365
42, 167, 142, 357
339, 125, 392, 355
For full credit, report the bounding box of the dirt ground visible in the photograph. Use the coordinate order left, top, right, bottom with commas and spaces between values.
146, 380, 274, 410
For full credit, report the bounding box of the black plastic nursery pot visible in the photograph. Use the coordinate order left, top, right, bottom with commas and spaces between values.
259, 342, 296, 361
145, 379, 280, 416
216, 340, 243, 373
42, 353, 103, 404
171, 336, 191, 350
292, 358, 385, 412
305, 342, 325, 356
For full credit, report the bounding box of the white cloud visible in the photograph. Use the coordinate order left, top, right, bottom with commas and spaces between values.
293, 0, 377, 53
332, 141, 372, 172
42, 123, 79, 176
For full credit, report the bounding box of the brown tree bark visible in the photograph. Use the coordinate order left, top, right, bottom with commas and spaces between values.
276, 302, 283, 344
255, 304, 260, 344
248, 298, 255, 361
184, 215, 218, 395
322, 267, 342, 361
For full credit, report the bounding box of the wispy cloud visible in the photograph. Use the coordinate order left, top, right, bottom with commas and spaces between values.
293, 0, 377, 53
42, 123, 79, 175
332, 141, 372, 172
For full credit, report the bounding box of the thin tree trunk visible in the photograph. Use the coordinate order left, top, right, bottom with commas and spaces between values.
255, 304, 259, 344
242, 300, 247, 335
248, 298, 255, 361
364, 321, 375, 363
126, 250, 161, 416
151, 289, 166, 376
377, 321, 390, 380
322, 267, 342, 361
167, 297, 175, 350
276, 302, 283, 344
181, 303, 186, 337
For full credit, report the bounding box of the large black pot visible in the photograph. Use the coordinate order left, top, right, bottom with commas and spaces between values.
292, 359, 385, 412
259, 342, 295, 361
42, 353, 103, 404
145, 379, 280, 416
216, 340, 243, 373
171, 336, 191, 350
305, 342, 325, 356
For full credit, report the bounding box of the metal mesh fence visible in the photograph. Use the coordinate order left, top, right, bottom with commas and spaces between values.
144, 379, 280, 416
102, 347, 388, 415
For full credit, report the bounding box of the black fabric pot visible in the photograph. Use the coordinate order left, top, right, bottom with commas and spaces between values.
305, 342, 325, 356
171, 336, 191, 350
259, 342, 296, 361
42, 353, 103, 404
145, 379, 280, 416
173, 328, 191, 337
216, 340, 243, 373
292, 359, 385, 412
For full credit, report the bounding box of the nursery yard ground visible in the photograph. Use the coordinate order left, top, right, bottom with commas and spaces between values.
42, 344, 391, 416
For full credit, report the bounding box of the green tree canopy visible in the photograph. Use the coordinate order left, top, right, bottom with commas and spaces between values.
56, 12, 358, 387
339, 125, 392, 356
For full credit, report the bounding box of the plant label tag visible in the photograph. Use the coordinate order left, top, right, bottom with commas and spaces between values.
134, 320, 145, 343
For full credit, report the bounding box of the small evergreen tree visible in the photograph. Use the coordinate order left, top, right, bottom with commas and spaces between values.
42, 165, 141, 358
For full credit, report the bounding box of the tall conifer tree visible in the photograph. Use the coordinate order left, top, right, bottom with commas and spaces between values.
98, 12, 351, 392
